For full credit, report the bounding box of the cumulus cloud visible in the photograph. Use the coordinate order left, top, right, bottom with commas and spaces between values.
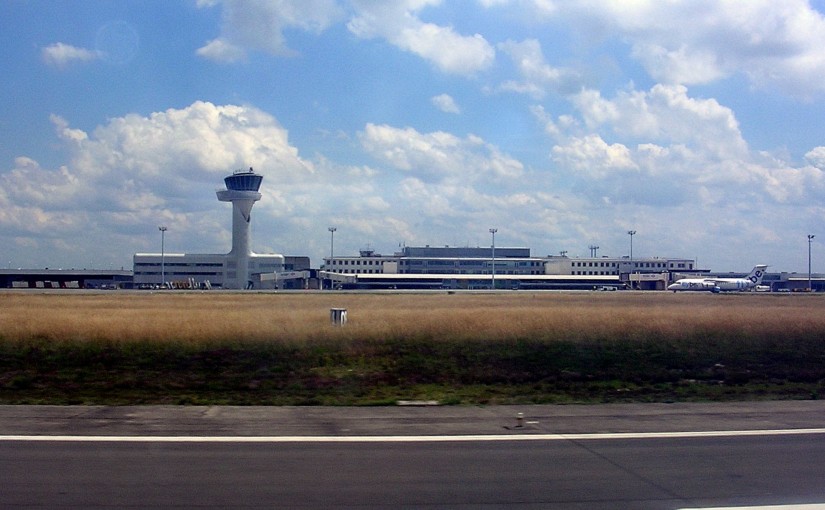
348, 0, 495, 75
540, 82, 825, 210
196, 38, 246, 63
359, 123, 523, 182
196, 0, 344, 60
431, 94, 461, 114
69, 101, 312, 187
571, 84, 748, 160
41, 42, 101, 68
0, 102, 317, 264
506, 0, 825, 98
196, 0, 495, 74
805, 147, 825, 169
497, 39, 582, 98
551, 134, 636, 177
622, 1, 825, 97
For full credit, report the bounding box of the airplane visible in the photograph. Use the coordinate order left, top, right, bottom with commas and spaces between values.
667, 265, 768, 293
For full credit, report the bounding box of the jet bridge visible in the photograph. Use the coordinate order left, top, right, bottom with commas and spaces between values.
259, 270, 311, 290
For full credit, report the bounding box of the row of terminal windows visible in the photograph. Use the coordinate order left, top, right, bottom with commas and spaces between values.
572, 261, 684, 269
327, 269, 381, 274
325, 269, 545, 275
330, 258, 691, 270
403, 261, 542, 267
330, 259, 544, 267
632, 262, 669, 268
330, 259, 386, 266
135, 262, 224, 268
134, 271, 221, 276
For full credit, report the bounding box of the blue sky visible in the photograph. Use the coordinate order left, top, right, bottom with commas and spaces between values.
3, 0, 825, 272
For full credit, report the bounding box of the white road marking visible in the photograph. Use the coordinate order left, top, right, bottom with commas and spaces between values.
678, 505, 825, 509
2, 428, 825, 443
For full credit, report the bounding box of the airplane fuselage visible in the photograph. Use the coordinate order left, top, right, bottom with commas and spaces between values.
667, 265, 767, 293
667, 280, 720, 292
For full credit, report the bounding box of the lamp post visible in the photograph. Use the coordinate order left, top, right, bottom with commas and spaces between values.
158, 225, 167, 287
809, 234, 815, 291
328, 226, 337, 261
627, 230, 637, 290
489, 228, 497, 289
328, 227, 337, 290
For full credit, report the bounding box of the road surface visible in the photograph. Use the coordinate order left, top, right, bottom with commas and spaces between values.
2, 402, 824, 509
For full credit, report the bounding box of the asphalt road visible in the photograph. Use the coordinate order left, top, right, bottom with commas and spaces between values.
2, 402, 825, 509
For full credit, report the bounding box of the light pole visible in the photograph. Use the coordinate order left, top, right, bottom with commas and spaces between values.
627, 230, 637, 290
328, 227, 337, 290
809, 234, 815, 291
489, 228, 497, 289
158, 225, 167, 287
328, 226, 337, 261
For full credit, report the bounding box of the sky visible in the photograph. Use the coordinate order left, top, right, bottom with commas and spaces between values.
2, 0, 825, 273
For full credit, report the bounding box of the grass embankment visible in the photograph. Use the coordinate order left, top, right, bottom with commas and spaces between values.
1, 291, 824, 405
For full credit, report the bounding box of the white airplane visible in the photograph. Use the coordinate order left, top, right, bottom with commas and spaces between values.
667, 265, 768, 293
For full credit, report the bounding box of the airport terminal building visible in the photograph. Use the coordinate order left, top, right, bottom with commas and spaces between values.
321, 246, 698, 290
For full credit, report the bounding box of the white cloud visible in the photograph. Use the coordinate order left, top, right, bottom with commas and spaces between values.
197, 0, 344, 60
515, 0, 825, 98
571, 84, 748, 160
74, 101, 313, 186
196, 0, 495, 74
196, 38, 246, 63
542, 82, 825, 210
359, 123, 523, 182
551, 134, 636, 178
497, 39, 582, 98
41, 42, 101, 68
805, 147, 825, 169
431, 93, 460, 114
348, 0, 495, 75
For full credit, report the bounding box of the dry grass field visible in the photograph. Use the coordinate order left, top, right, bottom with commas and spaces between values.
1, 290, 824, 405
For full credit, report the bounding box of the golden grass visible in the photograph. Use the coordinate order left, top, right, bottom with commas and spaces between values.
3, 291, 825, 404
1, 290, 824, 345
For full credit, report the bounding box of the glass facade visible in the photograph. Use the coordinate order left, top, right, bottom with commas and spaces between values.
224, 172, 263, 191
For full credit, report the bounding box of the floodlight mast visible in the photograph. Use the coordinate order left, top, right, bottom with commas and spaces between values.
809, 234, 815, 291
328, 227, 337, 260
328, 226, 337, 291
489, 228, 498, 289
158, 226, 167, 287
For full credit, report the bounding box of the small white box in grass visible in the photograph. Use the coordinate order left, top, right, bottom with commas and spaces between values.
330, 308, 347, 326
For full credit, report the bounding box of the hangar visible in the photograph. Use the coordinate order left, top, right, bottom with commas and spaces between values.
0, 269, 132, 289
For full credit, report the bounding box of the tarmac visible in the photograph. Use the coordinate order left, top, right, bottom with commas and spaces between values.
1, 400, 824, 437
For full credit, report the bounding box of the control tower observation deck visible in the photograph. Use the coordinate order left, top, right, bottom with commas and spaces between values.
216, 167, 264, 289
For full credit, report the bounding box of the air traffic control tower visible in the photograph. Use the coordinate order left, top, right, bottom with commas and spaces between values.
134, 167, 283, 289
217, 168, 265, 289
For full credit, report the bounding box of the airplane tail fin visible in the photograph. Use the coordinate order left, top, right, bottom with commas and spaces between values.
747, 265, 768, 286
